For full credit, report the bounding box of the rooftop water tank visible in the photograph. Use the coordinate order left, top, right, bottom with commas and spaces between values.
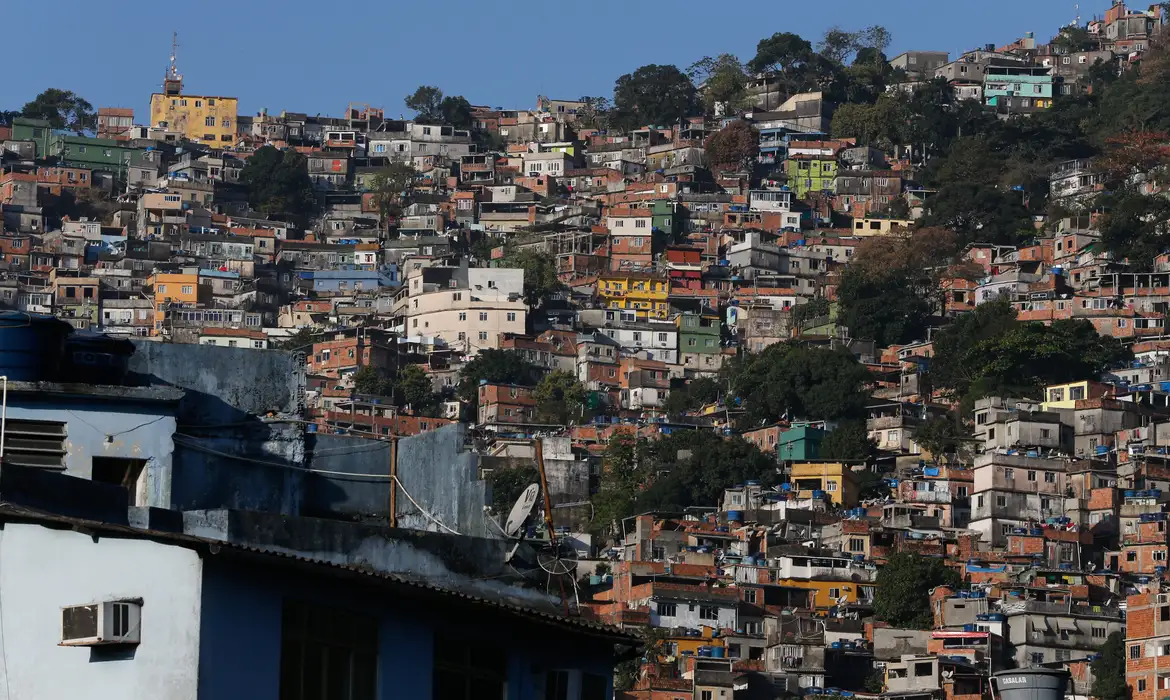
992, 668, 1070, 700
0, 312, 72, 381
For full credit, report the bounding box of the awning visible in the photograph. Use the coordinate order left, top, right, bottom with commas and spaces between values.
1056, 618, 1078, 631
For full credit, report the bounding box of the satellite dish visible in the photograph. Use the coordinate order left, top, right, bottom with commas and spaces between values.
504, 483, 540, 537
537, 540, 579, 577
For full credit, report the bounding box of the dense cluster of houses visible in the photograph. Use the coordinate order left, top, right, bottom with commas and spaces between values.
1, 1, 1170, 698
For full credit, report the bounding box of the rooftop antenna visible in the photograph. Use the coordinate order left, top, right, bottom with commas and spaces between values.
163, 31, 183, 96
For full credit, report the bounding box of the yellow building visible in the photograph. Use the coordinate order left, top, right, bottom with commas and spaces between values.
149, 272, 202, 336
779, 578, 875, 611
851, 218, 914, 236
148, 55, 237, 146
1042, 380, 1106, 410
788, 462, 860, 507
597, 273, 669, 320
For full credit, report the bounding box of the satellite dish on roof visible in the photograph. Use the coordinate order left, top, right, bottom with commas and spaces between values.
504, 483, 540, 537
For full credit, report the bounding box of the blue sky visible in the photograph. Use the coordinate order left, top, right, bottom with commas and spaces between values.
7, 0, 1092, 119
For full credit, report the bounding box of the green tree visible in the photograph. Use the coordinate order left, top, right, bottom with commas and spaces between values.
928, 298, 1020, 400
501, 248, 564, 308
439, 96, 474, 130
914, 413, 970, 460
873, 553, 961, 628
964, 320, 1132, 400
21, 88, 95, 133
837, 266, 933, 347
748, 32, 822, 97
405, 85, 445, 122
239, 146, 317, 223
1051, 25, 1097, 53
534, 371, 586, 424
1099, 190, 1170, 266
575, 96, 612, 131
398, 365, 439, 414
637, 431, 777, 511
729, 343, 871, 424
353, 364, 393, 396
1091, 632, 1130, 700
612, 64, 698, 131
836, 227, 960, 347
457, 349, 538, 403
688, 55, 750, 114
791, 297, 831, 329
592, 434, 650, 537
489, 465, 540, 518
830, 96, 907, 146
369, 162, 417, 231
820, 420, 876, 461
704, 120, 759, 169
664, 376, 722, 418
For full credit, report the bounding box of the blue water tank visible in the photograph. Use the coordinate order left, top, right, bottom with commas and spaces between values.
711, 647, 725, 658
728, 510, 744, 522
0, 312, 72, 381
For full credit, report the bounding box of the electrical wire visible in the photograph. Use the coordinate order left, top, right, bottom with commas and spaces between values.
170, 435, 461, 535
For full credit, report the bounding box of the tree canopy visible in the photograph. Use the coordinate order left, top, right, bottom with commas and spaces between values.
457, 349, 539, 403
533, 371, 587, 425
239, 146, 317, 224
928, 297, 1132, 405
705, 120, 759, 170
1090, 633, 1129, 700
820, 420, 876, 461
404, 85, 474, 129
612, 65, 699, 131
873, 553, 961, 628
500, 249, 564, 308
21, 89, 95, 133
729, 343, 871, 425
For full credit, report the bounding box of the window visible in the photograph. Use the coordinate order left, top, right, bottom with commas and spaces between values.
458, 311, 467, 322
849, 538, 865, 551
656, 602, 677, 618
1092, 627, 1106, 639
181, 285, 193, 295
699, 606, 719, 621
828, 588, 841, 599
743, 589, 757, 604
507, 313, 516, 322
1044, 472, 1056, 483
635, 219, 647, 228
1128, 551, 1138, 562
957, 486, 968, 498
478, 332, 488, 341
701, 692, 714, 700
996, 496, 1007, 508
826, 481, 838, 492
1139, 680, 1148, 693
1003, 468, 1014, 480
478, 312, 489, 322
433, 633, 506, 700
205, 116, 216, 127
1028, 470, 1037, 482
279, 600, 377, 700
1031, 653, 1045, 664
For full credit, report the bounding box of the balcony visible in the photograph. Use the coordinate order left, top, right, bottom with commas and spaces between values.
906, 490, 952, 504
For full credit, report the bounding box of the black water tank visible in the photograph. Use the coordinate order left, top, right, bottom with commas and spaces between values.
992, 668, 1070, 700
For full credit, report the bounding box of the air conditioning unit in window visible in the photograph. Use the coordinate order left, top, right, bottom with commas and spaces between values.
60, 600, 141, 646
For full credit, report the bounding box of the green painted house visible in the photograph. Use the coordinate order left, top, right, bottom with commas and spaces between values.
784, 156, 837, 198
48, 135, 140, 181
778, 425, 826, 461
677, 308, 721, 372
650, 200, 680, 239
9, 117, 53, 158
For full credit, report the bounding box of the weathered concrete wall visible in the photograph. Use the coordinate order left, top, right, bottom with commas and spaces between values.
182, 507, 550, 610
171, 422, 306, 515
394, 424, 490, 538
128, 341, 304, 424
6, 388, 179, 508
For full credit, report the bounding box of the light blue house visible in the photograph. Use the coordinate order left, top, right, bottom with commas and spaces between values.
984, 63, 1054, 113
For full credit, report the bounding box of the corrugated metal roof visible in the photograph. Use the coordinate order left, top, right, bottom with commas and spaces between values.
0, 504, 638, 643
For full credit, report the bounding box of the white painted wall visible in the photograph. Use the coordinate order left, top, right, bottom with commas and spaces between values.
0, 524, 203, 700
